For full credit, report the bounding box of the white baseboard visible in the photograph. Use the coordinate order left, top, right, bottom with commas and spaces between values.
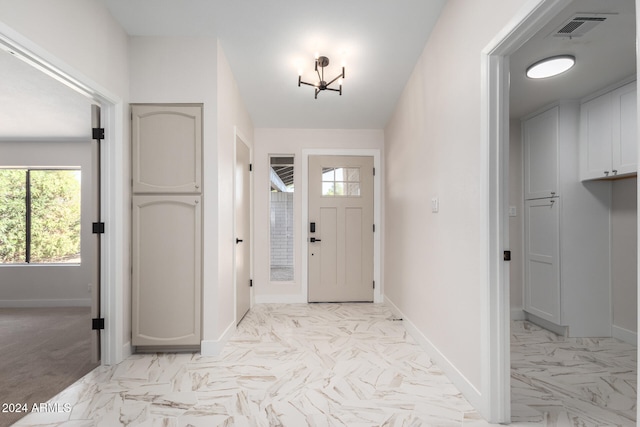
524, 311, 568, 336
253, 294, 306, 304
0, 298, 91, 308
383, 296, 483, 412
612, 325, 637, 346
511, 308, 525, 321
121, 341, 133, 361
201, 320, 236, 356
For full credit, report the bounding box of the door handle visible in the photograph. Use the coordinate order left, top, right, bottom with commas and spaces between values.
310, 237, 322, 242
236, 238, 243, 244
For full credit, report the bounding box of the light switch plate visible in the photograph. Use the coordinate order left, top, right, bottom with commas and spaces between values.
509, 206, 517, 217
431, 197, 439, 213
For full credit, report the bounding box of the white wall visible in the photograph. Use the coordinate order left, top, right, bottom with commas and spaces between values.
0, 0, 129, 99
214, 41, 254, 347
253, 129, 384, 302
129, 37, 255, 352
0, 141, 93, 307
383, 0, 529, 412
612, 177, 638, 339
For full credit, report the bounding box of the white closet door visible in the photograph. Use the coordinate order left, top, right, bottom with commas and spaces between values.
132, 105, 202, 194
524, 198, 561, 324
132, 195, 202, 346
523, 106, 559, 199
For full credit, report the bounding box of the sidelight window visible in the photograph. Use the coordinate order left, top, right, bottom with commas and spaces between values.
269, 156, 294, 281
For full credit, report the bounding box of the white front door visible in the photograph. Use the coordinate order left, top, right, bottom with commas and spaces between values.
308, 155, 374, 302
235, 137, 251, 324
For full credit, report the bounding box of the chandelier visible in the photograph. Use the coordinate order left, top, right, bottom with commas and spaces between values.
298, 55, 345, 99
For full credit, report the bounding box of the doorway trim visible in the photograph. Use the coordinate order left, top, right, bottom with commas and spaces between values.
301, 148, 382, 303
0, 23, 127, 366
481, 0, 584, 422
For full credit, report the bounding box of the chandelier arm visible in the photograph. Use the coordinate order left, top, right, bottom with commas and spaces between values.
325, 87, 341, 92
325, 74, 343, 87
299, 80, 317, 87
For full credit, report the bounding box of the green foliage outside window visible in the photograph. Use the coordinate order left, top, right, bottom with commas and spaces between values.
0, 169, 81, 264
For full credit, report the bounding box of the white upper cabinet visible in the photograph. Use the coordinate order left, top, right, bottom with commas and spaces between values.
523, 106, 559, 199
611, 82, 638, 176
132, 104, 202, 193
580, 81, 637, 181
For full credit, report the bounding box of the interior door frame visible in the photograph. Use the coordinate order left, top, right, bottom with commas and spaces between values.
233, 127, 253, 323
0, 24, 127, 366
480, 0, 613, 422
301, 149, 382, 303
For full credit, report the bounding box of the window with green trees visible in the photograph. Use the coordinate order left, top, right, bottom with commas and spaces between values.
0, 168, 81, 264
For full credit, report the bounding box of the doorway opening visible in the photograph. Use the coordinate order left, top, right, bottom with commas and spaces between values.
0, 26, 126, 366
483, 0, 638, 423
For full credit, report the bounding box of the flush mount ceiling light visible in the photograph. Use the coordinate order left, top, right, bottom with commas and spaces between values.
526, 55, 576, 79
298, 55, 345, 99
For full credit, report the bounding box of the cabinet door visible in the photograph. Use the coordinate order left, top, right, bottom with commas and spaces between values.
580, 93, 613, 180
524, 198, 561, 324
132, 195, 202, 346
132, 105, 202, 193
611, 81, 637, 176
523, 107, 558, 199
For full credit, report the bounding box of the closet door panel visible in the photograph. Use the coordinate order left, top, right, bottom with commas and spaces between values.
523, 107, 559, 199
132, 195, 202, 346
612, 81, 637, 176
524, 198, 561, 324
132, 105, 202, 194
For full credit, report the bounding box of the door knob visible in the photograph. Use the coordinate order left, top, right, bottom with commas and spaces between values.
236, 238, 243, 244
310, 237, 322, 243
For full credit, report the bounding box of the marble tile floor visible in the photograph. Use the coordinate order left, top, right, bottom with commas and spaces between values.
511, 320, 636, 426
10, 304, 637, 426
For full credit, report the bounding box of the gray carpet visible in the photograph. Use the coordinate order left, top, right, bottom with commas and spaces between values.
0, 307, 98, 426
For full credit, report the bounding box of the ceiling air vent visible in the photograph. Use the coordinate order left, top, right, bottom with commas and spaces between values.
551, 13, 612, 38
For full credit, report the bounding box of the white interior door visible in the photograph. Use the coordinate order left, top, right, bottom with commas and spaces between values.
308, 155, 374, 302
235, 137, 251, 324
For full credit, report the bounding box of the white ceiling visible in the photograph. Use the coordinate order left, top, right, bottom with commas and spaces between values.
0, 0, 636, 137
0, 49, 92, 139
102, 0, 447, 129
510, 0, 636, 119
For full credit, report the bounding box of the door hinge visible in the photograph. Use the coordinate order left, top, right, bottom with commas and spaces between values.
250, 279, 253, 287
373, 167, 376, 176
249, 163, 253, 172
373, 280, 375, 289
503, 250, 511, 261
92, 222, 105, 234
92, 127, 104, 140
373, 224, 376, 232
92, 318, 105, 330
